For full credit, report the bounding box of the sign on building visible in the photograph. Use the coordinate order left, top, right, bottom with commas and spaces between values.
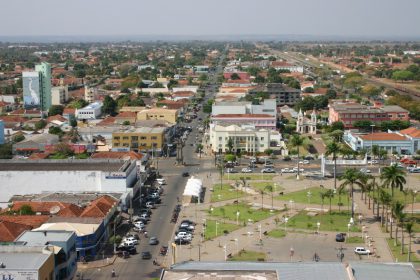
22, 72, 41, 108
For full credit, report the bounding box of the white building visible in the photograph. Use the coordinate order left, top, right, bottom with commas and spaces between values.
209, 123, 279, 154
51, 85, 69, 105
84, 86, 95, 103
296, 109, 317, 134
172, 86, 199, 94
212, 99, 277, 117
76, 102, 102, 120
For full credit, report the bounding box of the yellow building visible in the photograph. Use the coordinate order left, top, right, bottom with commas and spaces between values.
112, 127, 166, 152
136, 108, 179, 125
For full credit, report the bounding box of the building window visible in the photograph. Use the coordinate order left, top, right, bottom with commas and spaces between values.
114, 143, 120, 147
123, 136, 129, 140
141, 136, 147, 140
151, 136, 157, 140
260, 137, 264, 141
113, 136, 120, 140
131, 136, 138, 141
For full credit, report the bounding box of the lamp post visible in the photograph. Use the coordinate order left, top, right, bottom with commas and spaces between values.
284, 217, 289, 232
216, 221, 219, 237
347, 223, 351, 240
236, 211, 240, 225
307, 191, 312, 205
234, 238, 239, 255
258, 224, 262, 240
223, 245, 227, 261
316, 221, 321, 234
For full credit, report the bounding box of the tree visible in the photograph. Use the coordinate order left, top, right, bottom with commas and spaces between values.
18, 204, 35, 215
405, 222, 414, 262
290, 134, 304, 178
48, 126, 63, 136
227, 138, 234, 153
224, 154, 236, 162
12, 134, 25, 143
48, 105, 64, 116
336, 185, 347, 212
259, 189, 265, 210
325, 142, 341, 189
0, 144, 13, 159
392, 70, 414, 82
69, 99, 88, 109
102, 95, 117, 116
69, 116, 77, 128
381, 165, 406, 197
35, 120, 47, 130
54, 143, 74, 157
265, 185, 274, 210
380, 189, 392, 229
325, 189, 335, 212
344, 75, 364, 92
230, 73, 241, 80
340, 168, 364, 218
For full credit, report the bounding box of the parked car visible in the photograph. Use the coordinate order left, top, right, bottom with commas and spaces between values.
261, 168, 275, 173
125, 233, 140, 240
360, 168, 371, 174
160, 246, 168, 256
281, 168, 293, 173
241, 167, 253, 173
179, 222, 195, 231
182, 172, 190, 177
117, 245, 137, 255
408, 167, 420, 173
141, 251, 152, 259
149, 237, 159, 245
156, 178, 166, 185
335, 233, 345, 242
226, 168, 238, 173
122, 237, 139, 245
354, 247, 371, 255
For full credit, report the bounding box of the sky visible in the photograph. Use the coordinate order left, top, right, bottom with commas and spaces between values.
1, 0, 420, 39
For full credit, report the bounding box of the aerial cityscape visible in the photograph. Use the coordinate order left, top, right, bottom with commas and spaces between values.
0, 1, 420, 280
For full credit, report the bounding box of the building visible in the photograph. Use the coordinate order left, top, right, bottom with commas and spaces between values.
271, 61, 304, 73
0, 159, 138, 208
0, 120, 4, 144
211, 114, 276, 130
0, 245, 55, 280
193, 65, 209, 73
16, 230, 77, 280
171, 91, 194, 101
51, 86, 69, 106
84, 86, 95, 103
329, 101, 410, 128
212, 99, 277, 118
112, 127, 166, 152
209, 123, 279, 154
344, 131, 413, 154
399, 127, 420, 153
223, 72, 251, 80
76, 102, 102, 120
137, 108, 179, 124
13, 134, 59, 155
296, 109, 317, 134
249, 83, 301, 106
22, 62, 52, 112
162, 261, 420, 280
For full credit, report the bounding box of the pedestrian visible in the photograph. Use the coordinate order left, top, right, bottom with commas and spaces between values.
111, 269, 116, 277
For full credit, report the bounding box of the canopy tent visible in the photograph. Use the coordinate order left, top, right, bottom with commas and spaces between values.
183, 177, 203, 197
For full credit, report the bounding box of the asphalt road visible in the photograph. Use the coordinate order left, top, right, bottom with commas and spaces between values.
81, 50, 225, 280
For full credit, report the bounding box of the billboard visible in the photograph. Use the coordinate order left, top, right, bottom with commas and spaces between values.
23, 71, 40, 108
0, 270, 38, 280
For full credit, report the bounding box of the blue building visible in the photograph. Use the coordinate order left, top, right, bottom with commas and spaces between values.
0, 120, 4, 144
16, 230, 77, 280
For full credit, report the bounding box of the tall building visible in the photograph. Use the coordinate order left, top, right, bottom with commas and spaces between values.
22, 62, 52, 111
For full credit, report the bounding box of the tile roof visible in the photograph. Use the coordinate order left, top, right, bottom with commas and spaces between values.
97, 117, 116, 126
28, 153, 50, 160
63, 108, 76, 114
91, 151, 143, 160
399, 127, 420, 138
360, 132, 407, 141
47, 114, 67, 123
0, 215, 49, 228
0, 220, 32, 242
57, 204, 84, 217
80, 195, 117, 218
10, 201, 75, 215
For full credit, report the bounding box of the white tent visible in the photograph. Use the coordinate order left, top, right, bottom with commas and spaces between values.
183, 177, 203, 197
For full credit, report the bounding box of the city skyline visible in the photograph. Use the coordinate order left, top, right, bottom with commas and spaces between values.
1, 0, 419, 40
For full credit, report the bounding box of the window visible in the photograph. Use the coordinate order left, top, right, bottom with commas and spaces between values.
151, 136, 157, 140
123, 136, 129, 140
141, 136, 147, 140
114, 143, 120, 147
218, 137, 222, 141
131, 136, 138, 141
113, 136, 120, 140
260, 137, 264, 141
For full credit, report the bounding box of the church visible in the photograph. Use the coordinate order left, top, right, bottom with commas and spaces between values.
296, 109, 317, 134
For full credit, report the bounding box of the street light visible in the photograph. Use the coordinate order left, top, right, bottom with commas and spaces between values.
370, 124, 375, 165
236, 211, 240, 225
316, 221, 321, 234
223, 245, 227, 261
216, 221, 219, 237
307, 191, 312, 204
234, 238, 239, 254
347, 223, 351, 240
284, 217, 289, 231
258, 224, 262, 240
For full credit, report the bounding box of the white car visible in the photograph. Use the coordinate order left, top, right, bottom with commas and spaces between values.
123, 240, 136, 247
360, 168, 371, 174
176, 232, 192, 239
134, 221, 145, 229
122, 237, 138, 245
292, 167, 304, 172
302, 160, 310, 164
281, 168, 292, 173
354, 247, 370, 255
368, 160, 378, 164
241, 167, 253, 173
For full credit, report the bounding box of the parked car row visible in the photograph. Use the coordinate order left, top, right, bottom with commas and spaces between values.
174, 220, 196, 244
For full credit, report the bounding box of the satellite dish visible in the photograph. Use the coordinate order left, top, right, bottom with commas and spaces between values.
49, 206, 61, 215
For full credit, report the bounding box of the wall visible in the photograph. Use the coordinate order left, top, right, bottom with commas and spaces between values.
0, 120, 4, 144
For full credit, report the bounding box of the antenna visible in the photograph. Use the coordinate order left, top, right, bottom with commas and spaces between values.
49, 206, 60, 215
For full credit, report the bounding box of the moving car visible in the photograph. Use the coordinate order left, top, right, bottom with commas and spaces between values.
149, 237, 159, 245
354, 247, 370, 255
261, 168, 275, 173
141, 251, 152, 259
360, 168, 371, 174
241, 167, 253, 173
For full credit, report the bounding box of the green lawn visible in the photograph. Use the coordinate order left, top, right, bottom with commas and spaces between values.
267, 229, 287, 238
346, 236, 364, 243
228, 250, 266, 261
208, 203, 278, 224
204, 220, 241, 240
287, 211, 361, 232
249, 182, 283, 193
386, 238, 420, 263
223, 174, 276, 181
276, 187, 349, 207
369, 188, 411, 205
210, 184, 246, 202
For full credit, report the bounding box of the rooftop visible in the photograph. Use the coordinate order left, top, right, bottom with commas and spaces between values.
34, 222, 100, 236
400, 127, 420, 138
360, 132, 407, 141
0, 159, 126, 172
16, 230, 75, 245
212, 114, 274, 118
0, 247, 52, 270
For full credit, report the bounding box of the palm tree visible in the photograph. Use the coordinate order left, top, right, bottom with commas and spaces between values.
358, 173, 371, 202
320, 191, 327, 213
380, 165, 406, 197
372, 145, 380, 160
325, 142, 341, 189
392, 201, 405, 248
265, 185, 274, 210
379, 189, 392, 229
340, 168, 364, 218
365, 177, 377, 210
405, 222, 414, 262
409, 189, 417, 216
290, 134, 304, 179
336, 185, 347, 212
325, 189, 335, 213
259, 189, 265, 210
379, 149, 388, 165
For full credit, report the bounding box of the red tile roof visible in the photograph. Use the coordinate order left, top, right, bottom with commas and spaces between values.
360, 132, 407, 141
28, 153, 50, 160
91, 151, 143, 160
10, 201, 75, 215
400, 127, 420, 138
80, 195, 117, 218
57, 204, 84, 218
47, 114, 67, 123
0, 215, 49, 228
172, 91, 194, 97
97, 117, 116, 126
0, 220, 32, 242
271, 61, 294, 67
63, 108, 76, 115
